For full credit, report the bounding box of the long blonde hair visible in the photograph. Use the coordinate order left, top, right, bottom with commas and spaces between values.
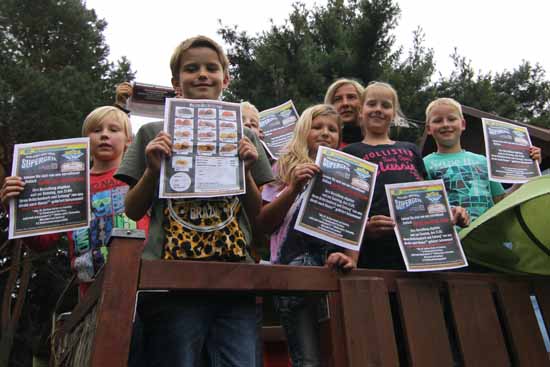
277, 104, 341, 185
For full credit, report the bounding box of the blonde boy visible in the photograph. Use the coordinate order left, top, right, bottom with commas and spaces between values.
423, 97, 541, 221
114, 35, 273, 367
242, 101, 264, 140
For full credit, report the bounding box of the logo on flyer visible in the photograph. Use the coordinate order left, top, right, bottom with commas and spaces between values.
394, 196, 422, 211
62, 150, 84, 161
425, 192, 442, 203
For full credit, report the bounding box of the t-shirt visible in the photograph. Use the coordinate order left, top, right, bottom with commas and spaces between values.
339, 124, 363, 149
261, 180, 337, 265
342, 141, 427, 269
115, 121, 274, 260
424, 150, 505, 221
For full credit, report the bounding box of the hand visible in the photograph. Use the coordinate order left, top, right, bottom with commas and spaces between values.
115, 82, 133, 105
529, 146, 542, 164
289, 163, 320, 193
1, 176, 25, 207
451, 206, 470, 227
145, 131, 172, 174
326, 252, 356, 272
365, 215, 395, 238
238, 137, 258, 171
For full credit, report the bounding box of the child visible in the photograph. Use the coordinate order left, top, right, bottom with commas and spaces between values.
324, 78, 364, 147
242, 101, 265, 140
114, 35, 273, 367
257, 104, 356, 367
342, 82, 469, 269
1, 106, 149, 297
423, 97, 542, 221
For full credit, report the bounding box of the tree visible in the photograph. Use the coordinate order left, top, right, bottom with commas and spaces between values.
0, 0, 135, 156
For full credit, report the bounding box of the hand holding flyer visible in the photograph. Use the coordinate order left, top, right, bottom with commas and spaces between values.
294, 146, 377, 251
9, 138, 90, 239
385, 180, 468, 272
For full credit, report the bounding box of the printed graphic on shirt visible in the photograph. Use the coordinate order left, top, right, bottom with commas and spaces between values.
362, 147, 423, 181
163, 197, 247, 261
72, 185, 138, 282
429, 160, 494, 220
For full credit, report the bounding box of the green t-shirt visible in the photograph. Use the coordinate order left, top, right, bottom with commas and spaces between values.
424, 150, 505, 221
115, 121, 274, 260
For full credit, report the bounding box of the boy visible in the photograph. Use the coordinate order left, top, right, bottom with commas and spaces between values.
242, 101, 264, 140
324, 78, 364, 147
1, 106, 149, 296
115, 35, 273, 366
424, 97, 541, 221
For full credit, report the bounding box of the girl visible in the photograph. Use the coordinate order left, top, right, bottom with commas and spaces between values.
342, 82, 469, 269
257, 104, 356, 367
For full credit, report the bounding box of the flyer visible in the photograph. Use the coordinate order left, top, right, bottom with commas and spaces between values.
482, 118, 541, 183
159, 98, 246, 198
126, 82, 176, 119
259, 100, 299, 159
9, 138, 90, 239
294, 146, 377, 251
385, 180, 468, 272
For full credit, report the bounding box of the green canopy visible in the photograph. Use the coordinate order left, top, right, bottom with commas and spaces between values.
459, 175, 550, 275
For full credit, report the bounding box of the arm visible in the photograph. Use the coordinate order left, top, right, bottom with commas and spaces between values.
255, 163, 320, 235
124, 131, 172, 221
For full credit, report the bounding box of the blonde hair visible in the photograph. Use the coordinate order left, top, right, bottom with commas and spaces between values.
277, 104, 341, 185
241, 101, 260, 120
324, 79, 364, 105
170, 35, 229, 81
82, 106, 132, 139
425, 97, 464, 123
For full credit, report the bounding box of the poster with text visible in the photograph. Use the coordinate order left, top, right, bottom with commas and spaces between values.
9, 138, 90, 239
482, 118, 541, 183
160, 98, 246, 198
295, 146, 377, 251
385, 180, 468, 272
259, 100, 299, 159
127, 82, 176, 119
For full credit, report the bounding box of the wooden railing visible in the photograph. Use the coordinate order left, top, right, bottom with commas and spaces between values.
53, 234, 550, 367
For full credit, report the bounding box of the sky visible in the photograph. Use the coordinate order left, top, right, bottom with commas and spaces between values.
86, 0, 550, 88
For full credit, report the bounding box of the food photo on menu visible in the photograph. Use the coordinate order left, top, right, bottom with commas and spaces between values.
159, 98, 246, 198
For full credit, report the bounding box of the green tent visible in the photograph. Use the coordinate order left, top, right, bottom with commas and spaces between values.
459, 175, 550, 275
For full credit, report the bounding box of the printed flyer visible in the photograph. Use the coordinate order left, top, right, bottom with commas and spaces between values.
385, 180, 468, 272
126, 82, 176, 119
9, 138, 90, 239
482, 118, 541, 183
295, 146, 377, 251
160, 98, 245, 198
259, 100, 299, 159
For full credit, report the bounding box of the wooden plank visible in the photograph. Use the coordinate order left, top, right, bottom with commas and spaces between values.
396, 279, 453, 366
90, 237, 143, 367
322, 292, 348, 367
140, 260, 340, 292
533, 281, 550, 337
447, 280, 510, 367
339, 277, 398, 367
496, 281, 548, 367
61, 271, 103, 333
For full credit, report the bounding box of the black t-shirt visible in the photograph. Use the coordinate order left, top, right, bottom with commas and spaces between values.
342, 141, 427, 269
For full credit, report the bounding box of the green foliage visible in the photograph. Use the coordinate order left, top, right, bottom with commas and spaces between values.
0, 0, 135, 155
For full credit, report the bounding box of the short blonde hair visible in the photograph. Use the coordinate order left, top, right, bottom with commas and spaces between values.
277, 104, 341, 185
170, 35, 229, 81
241, 101, 260, 120
324, 79, 364, 105
82, 106, 132, 139
425, 98, 464, 123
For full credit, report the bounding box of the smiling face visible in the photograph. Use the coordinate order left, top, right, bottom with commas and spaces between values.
332, 83, 361, 126
361, 86, 396, 136
426, 103, 466, 152
306, 114, 340, 158
171, 46, 229, 100
88, 116, 129, 165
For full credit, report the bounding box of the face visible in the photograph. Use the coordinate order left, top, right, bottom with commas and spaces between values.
242, 107, 264, 139
172, 47, 229, 100
361, 86, 396, 135
426, 104, 466, 148
306, 114, 340, 158
332, 84, 361, 126
88, 117, 129, 163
